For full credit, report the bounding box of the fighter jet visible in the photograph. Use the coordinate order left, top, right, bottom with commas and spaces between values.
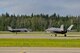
8, 26, 31, 33
45, 25, 74, 37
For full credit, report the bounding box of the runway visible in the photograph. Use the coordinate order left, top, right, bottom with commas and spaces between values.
0, 34, 80, 39
0, 47, 80, 53
0, 33, 80, 53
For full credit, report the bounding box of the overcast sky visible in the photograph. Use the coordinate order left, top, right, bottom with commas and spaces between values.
0, 0, 80, 16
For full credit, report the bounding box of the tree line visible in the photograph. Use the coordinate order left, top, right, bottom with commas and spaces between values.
0, 13, 80, 31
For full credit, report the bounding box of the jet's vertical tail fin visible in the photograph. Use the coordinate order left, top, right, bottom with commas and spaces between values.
67, 25, 74, 31
60, 25, 64, 30
7, 26, 12, 31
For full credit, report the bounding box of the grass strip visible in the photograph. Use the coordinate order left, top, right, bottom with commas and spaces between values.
0, 39, 80, 47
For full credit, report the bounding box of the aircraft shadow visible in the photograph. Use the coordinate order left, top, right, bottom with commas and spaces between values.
55, 36, 80, 37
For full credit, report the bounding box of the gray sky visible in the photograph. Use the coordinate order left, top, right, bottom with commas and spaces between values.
0, 0, 80, 16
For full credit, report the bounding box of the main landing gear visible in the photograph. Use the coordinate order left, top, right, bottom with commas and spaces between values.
64, 34, 67, 37
54, 34, 67, 37
55, 34, 57, 37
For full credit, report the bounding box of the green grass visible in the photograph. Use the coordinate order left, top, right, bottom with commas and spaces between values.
0, 39, 80, 47
0, 32, 80, 47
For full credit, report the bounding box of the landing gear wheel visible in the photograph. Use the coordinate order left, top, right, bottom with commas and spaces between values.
64, 34, 66, 37
16, 32, 17, 34
51, 35, 52, 36
55, 34, 57, 37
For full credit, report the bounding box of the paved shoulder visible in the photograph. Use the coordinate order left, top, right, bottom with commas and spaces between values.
0, 47, 80, 53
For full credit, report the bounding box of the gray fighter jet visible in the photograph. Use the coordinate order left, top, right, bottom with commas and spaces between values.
45, 25, 74, 37
8, 26, 31, 33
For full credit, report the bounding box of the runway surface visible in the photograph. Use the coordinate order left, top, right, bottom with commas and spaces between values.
0, 47, 80, 53
0, 34, 80, 39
